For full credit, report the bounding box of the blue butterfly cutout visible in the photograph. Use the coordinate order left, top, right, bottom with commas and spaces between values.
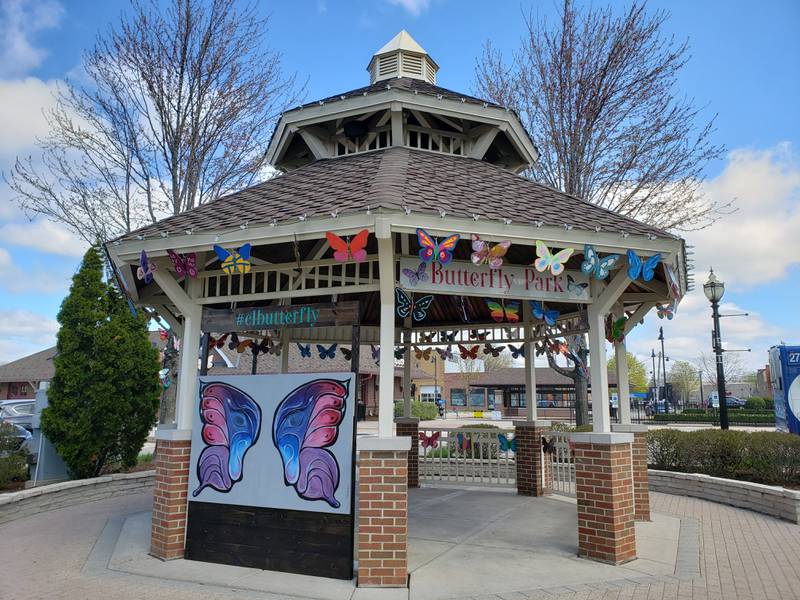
395, 288, 434, 322
626, 250, 661, 282
509, 344, 525, 359
530, 300, 559, 326
316, 343, 337, 360
498, 434, 517, 453
581, 244, 621, 280
297, 343, 311, 358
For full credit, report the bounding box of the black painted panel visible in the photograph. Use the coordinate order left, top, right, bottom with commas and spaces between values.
185, 501, 354, 580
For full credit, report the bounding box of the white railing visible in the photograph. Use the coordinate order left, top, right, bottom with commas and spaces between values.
548, 431, 575, 497
418, 427, 516, 487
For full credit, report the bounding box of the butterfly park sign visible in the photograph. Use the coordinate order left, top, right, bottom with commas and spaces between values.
398, 258, 591, 303
185, 372, 357, 579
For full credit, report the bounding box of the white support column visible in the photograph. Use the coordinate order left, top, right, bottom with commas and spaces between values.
522, 299, 537, 421
376, 220, 396, 438
587, 305, 611, 433
613, 304, 631, 425
280, 329, 290, 373
176, 282, 202, 432
402, 328, 412, 417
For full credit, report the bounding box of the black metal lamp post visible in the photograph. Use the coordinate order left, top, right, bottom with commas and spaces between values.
703, 269, 728, 430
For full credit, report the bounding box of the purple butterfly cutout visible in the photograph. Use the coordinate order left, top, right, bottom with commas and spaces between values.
273, 379, 349, 508
371, 344, 380, 365
401, 261, 428, 286
193, 382, 262, 497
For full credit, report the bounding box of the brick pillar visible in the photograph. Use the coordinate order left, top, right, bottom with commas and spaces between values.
572, 432, 636, 565
357, 436, 411, 588
394, 417, 419, 488
612, 424, 650, 521
514, 421, 551, 496
150, 430, 191, 560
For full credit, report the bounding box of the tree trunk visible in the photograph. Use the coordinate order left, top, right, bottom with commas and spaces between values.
574, 373, 589, 426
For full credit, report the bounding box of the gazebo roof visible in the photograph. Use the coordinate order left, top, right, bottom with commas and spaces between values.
116, 147, 672, 243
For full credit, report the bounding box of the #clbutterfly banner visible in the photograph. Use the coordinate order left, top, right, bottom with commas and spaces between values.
188, 373, 355, 515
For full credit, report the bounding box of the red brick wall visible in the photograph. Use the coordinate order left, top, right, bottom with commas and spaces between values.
395, 418, 419, 488
150, 437, 191, 560
573, 440, 636, 565
514, 422, 551, 496
357, 450, 408, 587
631, 431, 650, 521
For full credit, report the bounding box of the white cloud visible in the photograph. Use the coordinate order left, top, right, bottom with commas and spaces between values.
686, 143, 800, 288
386, 0, 431, 16
0, 307, 58, 364
0, 77, 60, 158
0, 247, 72, 294
0, 0, 64, 78
0, 219, 87, 256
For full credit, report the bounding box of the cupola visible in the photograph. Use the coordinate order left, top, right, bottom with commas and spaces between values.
367, 30, 439, 85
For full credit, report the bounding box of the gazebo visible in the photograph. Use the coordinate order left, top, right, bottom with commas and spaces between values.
108, 31, 687, 588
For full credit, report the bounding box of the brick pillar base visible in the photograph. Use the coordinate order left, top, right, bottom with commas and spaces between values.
572, 432, 636, 565
612, 424, 650, 521
394, 417, 419, 488
357, 436, 411, 588
514, 421, 551, 496
150, 430, 192, 560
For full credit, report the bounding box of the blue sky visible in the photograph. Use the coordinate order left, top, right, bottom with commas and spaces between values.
0, 0, 798, 374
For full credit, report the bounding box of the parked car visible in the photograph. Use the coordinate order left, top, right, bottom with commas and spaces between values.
0, 399, 36, 430
0, 422, 32, 454
707, 393, 746, 409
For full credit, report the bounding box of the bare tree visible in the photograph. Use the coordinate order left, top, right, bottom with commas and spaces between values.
6, 0, 302, 244
697, 351, 746, 387
475, 0, 727, 231
668, 360, 699, 403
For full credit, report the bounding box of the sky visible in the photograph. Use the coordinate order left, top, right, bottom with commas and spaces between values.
0, 0, 798, 379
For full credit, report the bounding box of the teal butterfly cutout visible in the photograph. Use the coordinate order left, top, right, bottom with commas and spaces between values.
581, 244, 620, 280
498, 434, 517, 452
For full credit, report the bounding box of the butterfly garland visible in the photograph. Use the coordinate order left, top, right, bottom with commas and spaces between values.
580, 245, 620, 281
167, 249, 197, 279
509, 344, 525, 359
395, 288, 434, 322
483, 343, 505, 357
214, 243, 252, 274
533, 241, 574, 276
414, 347, 432, 362
436, 346, 454, 361
531, 300, 559, 326
137, 250, 157, 284
297, 343, 312, 358
626, 250, 661, 282
470, 234, 510, 269
317, 344, 337, 359
417, 228, 460, 265
458, 344, 480, 360
498, 434, 517, 453
326, 229, 369, 263
419, 431, 441, 449
401, 261, 428, 286
484, 299, 520, 323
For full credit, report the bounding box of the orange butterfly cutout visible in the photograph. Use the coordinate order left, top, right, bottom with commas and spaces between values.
458, 344, 480, 360
326, 229, 369, 263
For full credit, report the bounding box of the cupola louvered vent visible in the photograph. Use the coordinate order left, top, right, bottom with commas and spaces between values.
367, 30, 439, 85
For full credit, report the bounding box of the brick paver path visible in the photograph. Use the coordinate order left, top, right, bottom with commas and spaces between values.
0, 490, 798, 599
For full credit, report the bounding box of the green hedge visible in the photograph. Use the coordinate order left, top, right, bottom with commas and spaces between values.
393, 400, 438, 421
0, 422, 28, 489
652, 413, 775, 424
647, 429, 800, 487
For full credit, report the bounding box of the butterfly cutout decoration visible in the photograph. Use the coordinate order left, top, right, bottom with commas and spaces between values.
606, 315, 627, 343
419, 431, 441, 449
549, 340, 569, 356
626, 250, 661, 282
503, 327, 518, 339
235, 339, 253, 353
533, 241, 574, 276
395, 288, 434, 322
340, 347, 353, 361
531, 300, 559, 326
485, 299, 520, 323
498, 434, 517, 453
456, 432, 472, 452
535, 340, 548, 356
440, 330, 456, 342
483, 343, 505, 357
137, 250, 157, 284
370, 344, 381, 364
436, 346, 454, 361
401, 262, 428, 286
214, 243, 252, 274
273, 378, 348, 508
317, 344, 337, 360
541, 436, 557, 455
414, 347, 432, 362
657, 301, 676, 320
297, 343, 312, 358
469, 329, 488, 341
580, 245, 620, 281
208, 333, 229, 350
158, 329, 169, 341
509, 344, 525, 359
227, 332, 240, 350
663, 264, 681, 299
470, 234, 511, 269
326, 229, 369, 263
167, 249, 197, 279
394, 347, 407, 360
193, 382, 261, 497
420, 332, 436, 343
458, 344, 479, 360
158, 368, 171, 389
417, 227, 460, 265
567, 275, 589, 297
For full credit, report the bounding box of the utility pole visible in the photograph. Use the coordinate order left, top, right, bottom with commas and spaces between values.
698, 370, 704, 408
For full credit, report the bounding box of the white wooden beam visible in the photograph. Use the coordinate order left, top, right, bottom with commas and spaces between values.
623, 302, 656, 335
376, 222, 396, 437
594, 269, 632, 316
468, 127, 499, 159
613, 303, 631, 425
523, 295, 537, 421
297, 128, 331, 160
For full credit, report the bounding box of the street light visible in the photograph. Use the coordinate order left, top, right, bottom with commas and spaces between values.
703, 268, 729, 430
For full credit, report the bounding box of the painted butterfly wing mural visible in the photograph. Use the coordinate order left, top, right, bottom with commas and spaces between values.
326, 229, 369, 263
214, 243, 252, 274
626, 250, 661, 282
533, 241, 574, 276
401, 261, 428, 286
580, 245, 620, 281
193, 382, 262, 497
136, 250, 157, 284
167, 249, 198, 279
273, 378, 349, 508
417, 228, 460, 264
